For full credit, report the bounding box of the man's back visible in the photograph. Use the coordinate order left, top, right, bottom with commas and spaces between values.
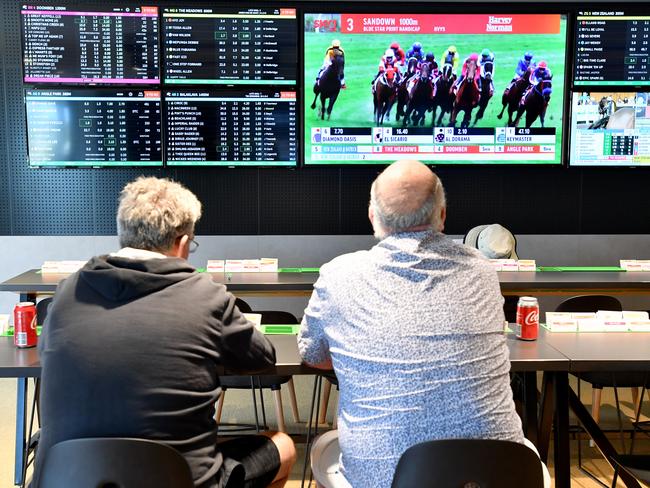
38, 255, 275, 487
299, 231, 523, 487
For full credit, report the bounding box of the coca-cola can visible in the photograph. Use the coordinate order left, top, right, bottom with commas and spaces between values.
516, 296, 539, 341
14, 302, 37, 348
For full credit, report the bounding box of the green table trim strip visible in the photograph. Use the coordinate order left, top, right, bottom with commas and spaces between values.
1, 326, 43, 337
278, 267, 320, 273
260, 324, 299, 335
537, 266, 625, 272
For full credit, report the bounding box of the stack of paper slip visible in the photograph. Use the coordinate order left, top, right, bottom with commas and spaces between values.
545, 312, 577, 332
620, 260, 650, 271
0, 315, 9, 334
624, 311, 650, 332
488, 259, 536, 271
208, 259, 279, 273
41, 261, 86, 274
545, 310, 650, 332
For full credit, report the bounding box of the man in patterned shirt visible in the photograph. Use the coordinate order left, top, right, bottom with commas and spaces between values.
298, 160, 549, 488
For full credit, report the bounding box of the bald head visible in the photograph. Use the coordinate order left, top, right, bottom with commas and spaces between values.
370, 160, 446, 239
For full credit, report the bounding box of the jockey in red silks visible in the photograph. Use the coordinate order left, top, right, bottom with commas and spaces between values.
452, 52, 480, 94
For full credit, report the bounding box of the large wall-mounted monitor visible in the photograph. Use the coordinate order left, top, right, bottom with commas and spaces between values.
25, 89, 162, 167
574, 11, 649, 86
304, 13, 567, 165
162, 7, 297, 85
164, 89, 297, 166
21, 5, 160, 84
569, 91, 650, 167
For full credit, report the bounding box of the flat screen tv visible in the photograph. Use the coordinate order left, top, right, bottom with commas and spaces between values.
304, 13, 568, 165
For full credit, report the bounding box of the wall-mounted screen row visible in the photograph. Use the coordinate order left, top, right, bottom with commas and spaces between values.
303, 13, 567, 165
24, 88, 297, 167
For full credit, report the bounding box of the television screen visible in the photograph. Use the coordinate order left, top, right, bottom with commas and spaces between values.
25, 89, 162, 167
304, 13, 567, 165
21, 5, 160, 84
569, 91, 650, 166
163, 7, 297, 85
574, 11, 650, 86
164, 89, 297, 166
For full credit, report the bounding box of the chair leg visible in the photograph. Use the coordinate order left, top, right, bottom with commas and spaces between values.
318, 381, 332, 425
631, 387, 641, 420
273, 389, 287, 433
287, 378, 301, 423
592, 388, 602, 424
216, 390, 226, 423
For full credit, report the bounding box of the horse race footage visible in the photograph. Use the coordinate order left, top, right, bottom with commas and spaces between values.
304, 13, 567, 164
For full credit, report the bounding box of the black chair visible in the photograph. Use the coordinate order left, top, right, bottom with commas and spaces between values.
217, 304, 300, 432
37, 437, 193, 488
612, 455, 650, 487
391, 439, 544, 488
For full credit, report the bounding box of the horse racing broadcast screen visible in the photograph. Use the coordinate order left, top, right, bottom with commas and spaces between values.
569, 91, 650, 167
304, 13, 567, 165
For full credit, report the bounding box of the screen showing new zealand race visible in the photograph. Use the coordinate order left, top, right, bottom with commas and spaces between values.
304, 13, 567, 164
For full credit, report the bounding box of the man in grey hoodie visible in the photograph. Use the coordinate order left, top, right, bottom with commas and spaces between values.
36, 176, 296, 488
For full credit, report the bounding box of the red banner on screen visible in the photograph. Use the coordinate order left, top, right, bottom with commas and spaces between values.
340, 14, 561, 35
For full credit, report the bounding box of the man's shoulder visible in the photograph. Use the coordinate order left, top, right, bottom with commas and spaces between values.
320, 250, 371, 279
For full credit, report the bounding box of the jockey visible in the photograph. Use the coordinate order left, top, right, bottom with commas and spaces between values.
424, 52, 439, 77
318, 39, 346, 88
372, 48, 401, 85
441, 46, 460, 75
406, 42, 424, 62
504, 51, 534, 95
479, 48, 495, 93
390, 41, 406, 66
452, 52, 480, 93
529, 60, 552, 86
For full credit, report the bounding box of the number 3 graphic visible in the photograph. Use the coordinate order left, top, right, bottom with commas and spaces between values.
346, 18, 353, 32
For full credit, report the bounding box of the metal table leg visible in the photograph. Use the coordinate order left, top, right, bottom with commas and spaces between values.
15, 378, 28, 486
553, 372, 571, 488
523, 371, 539, 446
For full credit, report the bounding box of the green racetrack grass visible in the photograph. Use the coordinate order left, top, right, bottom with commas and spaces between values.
304, 24, 567, 165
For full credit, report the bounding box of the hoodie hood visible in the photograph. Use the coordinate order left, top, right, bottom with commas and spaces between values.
79, 255, 197, 302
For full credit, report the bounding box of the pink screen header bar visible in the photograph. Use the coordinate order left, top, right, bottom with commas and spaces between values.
24, 77, 159, 83
22, 9, 157, 17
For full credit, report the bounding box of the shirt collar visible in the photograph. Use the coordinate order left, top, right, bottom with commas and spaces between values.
110, 247, 168, 260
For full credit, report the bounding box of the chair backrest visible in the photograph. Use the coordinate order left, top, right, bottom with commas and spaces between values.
37, 297, 53, 325
555, 295, 623, 313
257, 310, 299, 325
235, 297, 253, 313
37, 437, 194, 488
391, 439, 544, 488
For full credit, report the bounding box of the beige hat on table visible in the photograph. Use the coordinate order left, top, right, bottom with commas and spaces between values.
464, 223, 519, 260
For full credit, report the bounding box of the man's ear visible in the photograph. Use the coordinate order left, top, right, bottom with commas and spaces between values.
439, 207, 447, 232
172, 234, 190, 259
368, 204, 375, 226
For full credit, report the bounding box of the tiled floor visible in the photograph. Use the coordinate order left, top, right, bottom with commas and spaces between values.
1, 376, 648, 488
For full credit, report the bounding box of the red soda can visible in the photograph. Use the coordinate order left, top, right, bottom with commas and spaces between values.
516, 297, 539, 341
14, 302, 37, 348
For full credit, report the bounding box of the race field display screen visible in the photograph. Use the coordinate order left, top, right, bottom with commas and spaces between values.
575, 11, 650, 86
165, 90, 297, 166
304, 13, 567, 165
163, 7, 297, 84
570, 91, 650, 166
25, 89, 162, 167
21, 5, 160, 84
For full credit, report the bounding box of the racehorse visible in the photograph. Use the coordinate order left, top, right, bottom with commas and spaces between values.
403, 63, 434, 126
589, 107, 635, 130
396, 57, 420, 122
449, 61, 480, 128
373, 69, 397, 125
472, 60, 494, 126
310, 54, 345, 120
497, 68, 531, 126
430, 63, 456, 126
512, 80, 552, 128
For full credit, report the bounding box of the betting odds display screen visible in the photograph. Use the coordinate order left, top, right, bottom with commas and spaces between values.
162, 7, 297, 85
574, 11, 650, 86
569, 92, 650, 166
21, 5, 160, 84
304, 13, 567, 165
25, 89, 162, 167
165, 90, 297, 166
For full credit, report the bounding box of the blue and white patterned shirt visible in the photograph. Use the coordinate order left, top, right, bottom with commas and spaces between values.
298, 231, 524, 488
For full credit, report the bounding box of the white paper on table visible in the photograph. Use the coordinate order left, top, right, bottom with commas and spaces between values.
639, 260, 650, 271
628, 320, 650, 332
243, 313, 262, 330
621, 259, 644, 271
623, 311, 650, 321
41, 260, 85, 273
206, 260, 225, 273
578, 318, 606, 332
517, 259, 537, 272
571, 312, 597, 320
0, 315, 9, 334
603, 320, 627, 332
596, 310, 624, 321
488, 259, 503, 271
225, 260, 246, 273
259, 258, 279, 273
501, 259, 519, 271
